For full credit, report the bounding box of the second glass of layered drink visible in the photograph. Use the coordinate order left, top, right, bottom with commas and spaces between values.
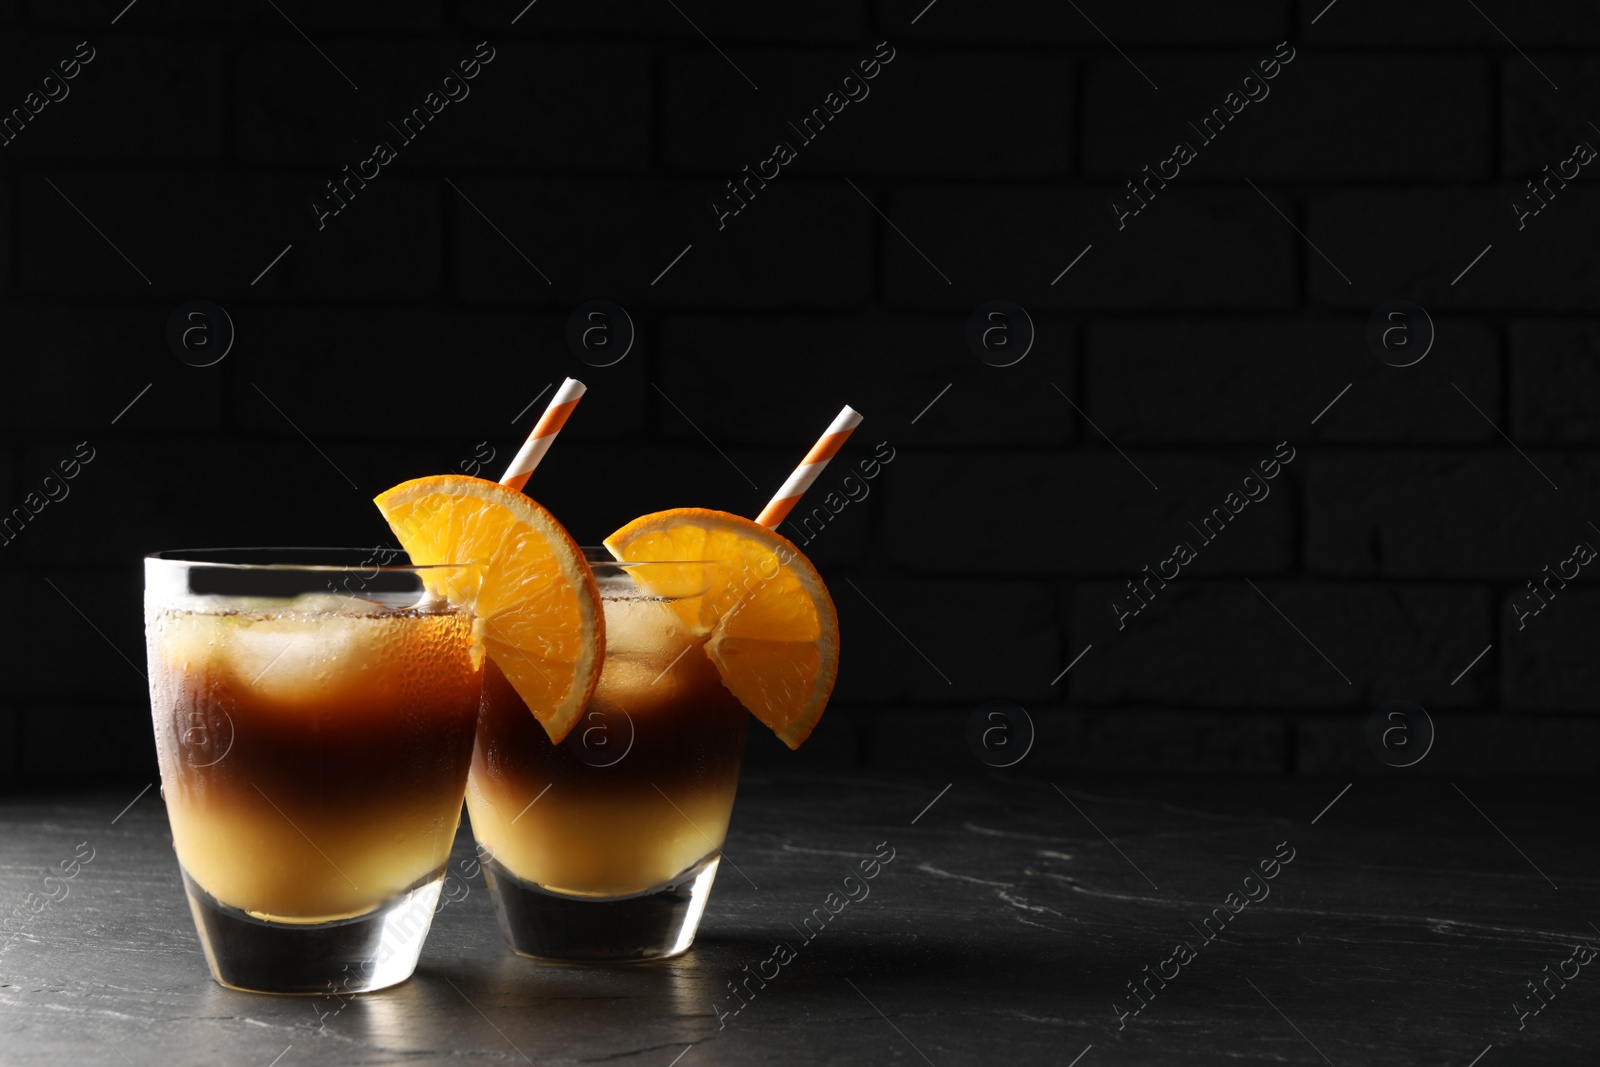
370, 389, 852, 966
467, 554, 748, 961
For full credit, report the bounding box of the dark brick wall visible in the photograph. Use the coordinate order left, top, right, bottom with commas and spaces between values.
3, 0, 1598, 787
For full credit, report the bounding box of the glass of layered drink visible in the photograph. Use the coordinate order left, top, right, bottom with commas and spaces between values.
144, 549, 484, 994
466, 554, 749, 962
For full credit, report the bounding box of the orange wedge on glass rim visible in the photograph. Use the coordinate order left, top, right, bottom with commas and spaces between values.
373, 474, 603, 746
603, 508, 839, 750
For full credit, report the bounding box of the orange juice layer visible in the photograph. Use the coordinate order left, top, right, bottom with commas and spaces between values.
466, 596, 748, 898
148, 606, 482, 922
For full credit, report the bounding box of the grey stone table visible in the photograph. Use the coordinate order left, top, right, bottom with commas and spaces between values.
2, 771, 1596, 1066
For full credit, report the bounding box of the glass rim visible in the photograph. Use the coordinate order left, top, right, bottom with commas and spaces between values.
147, 548, 727, 572
145, 547, 477, 573
580, 547, 724, 568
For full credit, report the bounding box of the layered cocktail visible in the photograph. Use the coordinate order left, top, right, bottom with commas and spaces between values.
467, 558, 750, 959
145, 550, 483, 994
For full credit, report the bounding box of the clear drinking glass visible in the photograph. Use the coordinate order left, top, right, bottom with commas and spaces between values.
144, 549, 484, 994
465, 554, 749, 962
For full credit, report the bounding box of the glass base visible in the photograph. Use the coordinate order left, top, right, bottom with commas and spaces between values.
483, 853, 720, 963
181, 868, 445, 995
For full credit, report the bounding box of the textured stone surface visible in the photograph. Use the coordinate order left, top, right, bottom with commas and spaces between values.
2, 777, 1595, 1064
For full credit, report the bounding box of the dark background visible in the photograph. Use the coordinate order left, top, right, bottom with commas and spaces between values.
4, 0, 1599, 787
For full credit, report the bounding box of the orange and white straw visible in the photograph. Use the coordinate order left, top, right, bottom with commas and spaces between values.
500, 377, 586, 493
756, 405, 863, 528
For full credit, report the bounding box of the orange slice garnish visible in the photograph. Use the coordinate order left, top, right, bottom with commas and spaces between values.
374, 475, 602, 745
603, 508, 838, 749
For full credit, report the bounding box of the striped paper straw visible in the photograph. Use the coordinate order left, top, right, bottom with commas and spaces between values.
499, 377, 586, 493
756, 405, 863, 528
